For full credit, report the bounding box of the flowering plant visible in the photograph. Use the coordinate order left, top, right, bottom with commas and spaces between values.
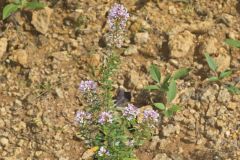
75, 4, 160, 160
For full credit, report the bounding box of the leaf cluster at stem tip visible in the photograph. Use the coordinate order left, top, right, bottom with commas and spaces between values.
145, 64, 190, 117
2, 0, 45, 20
204, 53, 232, 82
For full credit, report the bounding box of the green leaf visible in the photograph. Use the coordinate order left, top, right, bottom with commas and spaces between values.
144, 85, 160, 90
154, 103, 165, 110
169, 104, 181, 113
219, 69, 232, 79
226, 85, 240, 95
164, 105, 181, 117
25, 1, 45, 10
173, 68, 191, 80
161, 74, 171, 91
208, 76, 219, 82
205, 53, 218, 72
2, 4, 19, 20
167, 80, 177, 103
14, 0, 21, 4
149, 64, 161, 83
163, 109, 173, 117
225, 39, 240, 48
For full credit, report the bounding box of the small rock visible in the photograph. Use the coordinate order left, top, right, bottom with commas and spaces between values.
168, 31, 195, 58
199, 37, 218, 54
31, 7, 53, 34
0, 137, 9, 147
214, 53, 231, 72
134, 32, 149, 44
169, 5, 177, 15
126, 70, 142, 89
205, 127, 219, 141
162, 124, 179, 137
124, 45, 138, 56
217, 14, 235, 27
12, 121, 26, 132
0, 38, 7, 59
82, 147, 98, 160
130, 19, 151, 33
55, 88, 64, 98
217, 88, 231, 103
226, 102, 237, 110
149, 136, 160, 150
87, 54, 101, 67
15, 99, 22, 106
9, 49, 28, 67
0, 118, 5, 128
153, 153, 172, 160
51, 51, 69, 61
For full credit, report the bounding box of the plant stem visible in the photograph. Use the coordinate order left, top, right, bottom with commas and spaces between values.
100, 51, 120, 110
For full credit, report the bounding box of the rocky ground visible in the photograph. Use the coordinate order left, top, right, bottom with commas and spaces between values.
0, 0, 239, 159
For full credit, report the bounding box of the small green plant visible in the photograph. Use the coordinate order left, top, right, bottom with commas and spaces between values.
225, 39, 240, 48
205, 53, 240, 94
145, 64, 190, 117
2, 0, 45, 20
204, 53, 232, 82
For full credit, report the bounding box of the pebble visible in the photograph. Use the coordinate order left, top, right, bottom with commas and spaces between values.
153, 153, 172, 160
31, 7, 53, 34
0, 137, 9, 147
168, 31, 195, 58
162, 124, 180, 137
199, 37, 218, 54
9, 49, 28, 67
124, 45, 138, 56
0, 38, 7, 59
134, 32, 150, 44
55, 88, 64, 99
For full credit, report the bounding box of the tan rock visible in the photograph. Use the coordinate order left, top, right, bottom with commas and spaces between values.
215, 53, 231, 72
168, 30, 195, 58
31, 7, 53, 34
87, 54, 101, 67
9, 49, 28, 67
124, 45, 138, 56
134, 32, 149, 44
199, 37, 218, 54
0, 38, 8, 59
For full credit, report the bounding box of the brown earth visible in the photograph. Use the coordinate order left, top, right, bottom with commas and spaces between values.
0, 0, 239, 160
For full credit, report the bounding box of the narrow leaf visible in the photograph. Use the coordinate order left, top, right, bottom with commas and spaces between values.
2, 4, 19, 20
226, 85, 240, 95
25, 1, 45, 9
205, 53, 218, 72
225, 39, 240, 48
144, 85, 160, 90
161, 74, 171, 91
173, 68, 191, 80
167, 80, 177, 103
169, 105, 181, 113
154, 103, 165, 110
149, 64, 161, 83
208, 76, 219, 82
219, 69, 232, 79
164, 110, 173, 117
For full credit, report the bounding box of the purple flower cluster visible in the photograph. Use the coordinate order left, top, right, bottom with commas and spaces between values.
98, 146, 110, 157
75, 111, 91, 124
123, 104, 139, 121
108, 3, 129, 30
79, 80, 97, 92
98, 112, 113, 125
143, 109, 159, 122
